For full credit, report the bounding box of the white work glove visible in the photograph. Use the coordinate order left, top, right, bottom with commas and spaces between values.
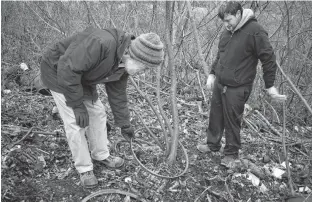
265, 86, 287, 102
206, 74, 216, 91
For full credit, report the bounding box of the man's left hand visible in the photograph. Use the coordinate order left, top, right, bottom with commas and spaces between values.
266, 86, 287, 102
121, 125, 135, 142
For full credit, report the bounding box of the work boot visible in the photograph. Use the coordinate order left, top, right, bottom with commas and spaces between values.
220, 154, 239, 168
80, 170, 98, 188
99, 155, 124, 168
197, 143, 219, 153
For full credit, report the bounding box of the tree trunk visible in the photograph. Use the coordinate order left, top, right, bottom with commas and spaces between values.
166, 1, 179, 165
186, 0, 210, 77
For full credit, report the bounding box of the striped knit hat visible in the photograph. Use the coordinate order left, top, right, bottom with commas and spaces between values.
129, 33, 164, 67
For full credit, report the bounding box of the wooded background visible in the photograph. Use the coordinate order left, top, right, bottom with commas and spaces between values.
1, 0, 311, 129
1, 1, 312, 201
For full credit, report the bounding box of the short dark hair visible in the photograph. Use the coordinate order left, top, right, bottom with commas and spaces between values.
218, 1, 243, 20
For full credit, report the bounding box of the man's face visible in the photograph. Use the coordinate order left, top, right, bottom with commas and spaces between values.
123, 55, 147, 76
223, 11, 241, 32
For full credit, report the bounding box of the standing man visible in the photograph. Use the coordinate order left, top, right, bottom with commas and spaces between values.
197, 1, 286, 167
40, 27, 164, 187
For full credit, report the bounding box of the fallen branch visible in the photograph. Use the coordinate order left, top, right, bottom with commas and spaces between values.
130, 138, 189, 179
81, 189, 147, 202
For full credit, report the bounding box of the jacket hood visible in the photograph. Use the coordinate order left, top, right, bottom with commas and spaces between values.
233, 9, 255, 32
105, 28, 132, 63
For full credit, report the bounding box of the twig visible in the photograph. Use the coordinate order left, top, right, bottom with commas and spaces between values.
225, 179, 235, 202
186, 0, 209, 77
255, 110, 282, 137
81, 189, 147, 202
194, 186, 212, 202
156, 64, 171, 154
130, 138, 189, 179
264, 99, 281, 123
130, 77, 168, 149
131, 80, 196, 106
25, 2, 63, 34
282, 101, 295, 196
277, 61, 312, 115
8, 127, 34, 149
36, 148, 50, 155
132, 109, 164, 150
303, 192, 312, 202
196, 71, 207, 103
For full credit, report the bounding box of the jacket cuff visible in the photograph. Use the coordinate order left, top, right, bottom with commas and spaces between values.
264, 81, 274, 89
115, 120, 131, 128
65, 98, 84, 108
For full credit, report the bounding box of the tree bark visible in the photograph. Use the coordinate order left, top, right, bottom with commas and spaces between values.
166, 1, 179, 165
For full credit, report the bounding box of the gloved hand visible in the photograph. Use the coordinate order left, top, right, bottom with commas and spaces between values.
73, 103, 89, 128
265, 86, 287, 102
121, 125, 135, 142
206, 74, 216, 91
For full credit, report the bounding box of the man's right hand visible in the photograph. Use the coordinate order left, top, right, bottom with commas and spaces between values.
73, 103, 89, 128
206, 74, 216, 91
265, 86, 287, 102
121, 125, 135, 142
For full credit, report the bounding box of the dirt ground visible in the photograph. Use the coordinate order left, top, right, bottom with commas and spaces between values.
1, 88, 311, 202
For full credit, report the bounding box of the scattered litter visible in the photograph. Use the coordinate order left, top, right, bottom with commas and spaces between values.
294, 126, 312, 133
233, 172, 268, 193
259, 183, 268, 193
124, 177, 132, 183
299, 186, 311, 193
272, 167, 285, 179
247, 172, 260, 186
281, 161, 292, 169
20, 63, 29, 71
3, 89, 11, 94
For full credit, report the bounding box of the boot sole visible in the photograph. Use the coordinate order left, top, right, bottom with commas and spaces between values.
83, 183, 98, 189
99, 160, 125, 168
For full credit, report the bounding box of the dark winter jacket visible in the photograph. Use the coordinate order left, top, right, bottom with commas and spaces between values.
210, 9, 277, 88
40, 27, 132, 127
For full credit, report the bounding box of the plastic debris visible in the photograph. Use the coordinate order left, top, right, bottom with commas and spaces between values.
20, 63, 29, 71
281, 161, 292, 169
247, 172, 260, 186
259, 183, 268, 193
124, 177, 132, 183
299, 186, 311, 193
272, 167, 285, 179
3, 89, 11, 94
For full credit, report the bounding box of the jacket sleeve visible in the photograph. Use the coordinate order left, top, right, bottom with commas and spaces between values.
57, 36, 105, 107
105, 73, 130, 127
254, 28, 277, 89
209, 50, 220, 75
